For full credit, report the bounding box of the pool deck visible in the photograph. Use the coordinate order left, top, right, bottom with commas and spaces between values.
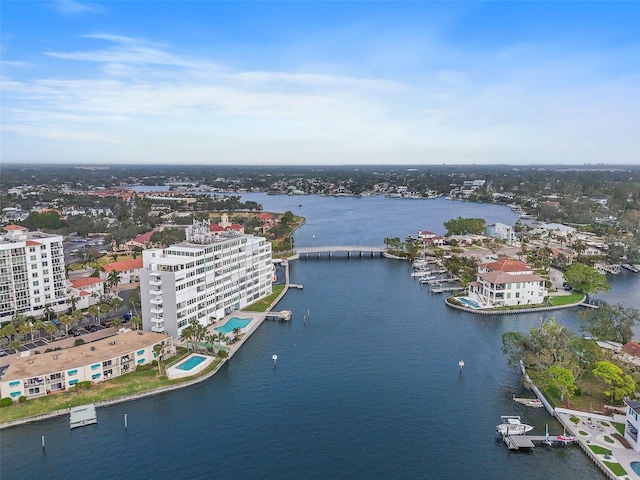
555, 409, 640, 480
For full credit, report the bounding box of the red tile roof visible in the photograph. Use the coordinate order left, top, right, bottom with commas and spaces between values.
26, 240, 42, 246
103, 258, 143, 273
3, 224, 27, 231
480, 258, 532, 273
131, 231, 154, 244
622, 342, 640, 358
71, 277, 104, 288
479, 271, 544, 284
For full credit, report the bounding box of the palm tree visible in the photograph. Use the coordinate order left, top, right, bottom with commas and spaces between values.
110, 252, 119, 263
33, 319, 45, 340
111, 317, 123, 331
2, 324, 16, 343
107, 270, 121, 294
88, 305, 99, 324
130, 315, 142, 331
9, 340, 22, 353
153, 343, 164, 374
127, 290, 141, 316
18, 322, 32, 342
232, 327, 241, 339
58, 314, 75, 335
66, 294, 80, 313
43, 303, 54, 321
180, 324, 195, 351
44, 322, 57, 340
110, 297, 122, 317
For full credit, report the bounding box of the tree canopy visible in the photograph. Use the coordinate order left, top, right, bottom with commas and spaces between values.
592, 361, 636, 403
443, 217, 486, 236
564, 262, 610, 294
580, 304, 640, 344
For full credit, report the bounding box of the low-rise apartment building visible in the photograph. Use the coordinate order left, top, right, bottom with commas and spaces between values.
0, 330, 173, 401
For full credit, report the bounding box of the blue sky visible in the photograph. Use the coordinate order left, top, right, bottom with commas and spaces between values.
1, 1, 638, 165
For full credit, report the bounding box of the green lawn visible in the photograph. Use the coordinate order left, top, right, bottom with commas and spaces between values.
243, 285, 285, 312
613, 422, 625, 436
0, 352, 222, 423
589, 445, 612, 455
549, 292, 585, 306
603, 462, 627, 476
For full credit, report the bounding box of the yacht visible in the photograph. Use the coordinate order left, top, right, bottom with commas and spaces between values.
496, 416, 534, 436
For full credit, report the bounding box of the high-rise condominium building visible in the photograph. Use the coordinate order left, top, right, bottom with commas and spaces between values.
0, 225, 69, 323
140, 220, 273, 339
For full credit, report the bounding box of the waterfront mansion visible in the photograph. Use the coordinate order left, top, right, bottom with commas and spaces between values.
467, 258, 547, 308
140, 220, 273, 340
0, 330, 173, 401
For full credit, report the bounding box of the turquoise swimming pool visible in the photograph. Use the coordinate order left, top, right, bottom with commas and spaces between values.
215, 317, 251, 334
458, 297, 482, 309
176, 355, 207, 371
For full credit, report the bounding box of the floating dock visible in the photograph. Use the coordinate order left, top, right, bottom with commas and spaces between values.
69, 404, 97, 429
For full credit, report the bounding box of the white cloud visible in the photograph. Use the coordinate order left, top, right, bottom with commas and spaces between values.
47, 0, 105, 17
2, 34, 638, 165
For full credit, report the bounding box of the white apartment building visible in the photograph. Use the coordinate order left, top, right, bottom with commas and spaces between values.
140, 220, 273, 339
0, 225, 69, 323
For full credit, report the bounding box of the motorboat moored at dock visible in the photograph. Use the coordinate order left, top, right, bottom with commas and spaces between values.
496, 416, 534, 436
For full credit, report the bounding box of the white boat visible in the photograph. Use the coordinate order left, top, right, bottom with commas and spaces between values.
496, 416, 534, 436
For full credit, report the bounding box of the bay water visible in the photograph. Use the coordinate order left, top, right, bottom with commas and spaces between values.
3, 194, 638, 479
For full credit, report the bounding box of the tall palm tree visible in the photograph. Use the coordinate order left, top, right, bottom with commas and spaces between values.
2, 324, 16, 343
33, 319, 45, 340
130, 315, 142, 331
153, 343, 164, 374
58, 314, 75, 335
18, 322, 32, 342
66, 295, 80, 313
43, 304, 54, 321
107, 270, 121, 294
44, 322, 57, 340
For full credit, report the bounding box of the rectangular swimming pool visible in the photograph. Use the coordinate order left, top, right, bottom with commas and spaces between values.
215, 317, 251, 334
176, 355, 207, 371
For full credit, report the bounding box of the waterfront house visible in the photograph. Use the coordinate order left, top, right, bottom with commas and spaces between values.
0, 331, 173, 401
624, 399, 640, 452
485, 222, 515, 244
467, 258, 547, 308
418, 230, 445, 246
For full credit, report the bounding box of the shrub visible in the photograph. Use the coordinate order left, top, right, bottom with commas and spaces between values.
136, 364, 153, 371
74, 339, 85, 346
18, 396, 27, 403
77, 381, 92, 390
151, 360, 158, 366
0, 397, 13, 407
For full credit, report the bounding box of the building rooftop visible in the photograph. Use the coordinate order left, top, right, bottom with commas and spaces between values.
3, 330, 170, 381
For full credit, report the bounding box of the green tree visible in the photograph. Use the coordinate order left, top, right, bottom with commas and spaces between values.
546, 365, 577, 402
44, 322, 57, 340
130, 315, 142, 331
280, 211, 294, 225
153, 343, 164, 375
580, 304, 640, 344
564, 263, 610, 294
443, 217, 486, 235
592, 361, 636, 404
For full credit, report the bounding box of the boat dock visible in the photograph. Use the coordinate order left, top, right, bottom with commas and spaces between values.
265, 310, 292, 321
288, 284, 304, 289
622, 263, 640, 273
69, 404, 97, 429
502, 434, 575, 450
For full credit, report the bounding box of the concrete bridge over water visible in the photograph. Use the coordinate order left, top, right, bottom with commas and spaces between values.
293, 245, 386, 258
